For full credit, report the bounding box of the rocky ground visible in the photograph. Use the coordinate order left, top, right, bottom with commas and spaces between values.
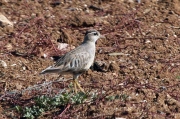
0, 0, 180, 118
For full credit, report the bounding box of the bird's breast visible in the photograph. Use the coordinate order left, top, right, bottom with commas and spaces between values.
84, 50, 95, 70
84, 56, 94, 70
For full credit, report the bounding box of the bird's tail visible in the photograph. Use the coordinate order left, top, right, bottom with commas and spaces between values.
40, 66, 61, 74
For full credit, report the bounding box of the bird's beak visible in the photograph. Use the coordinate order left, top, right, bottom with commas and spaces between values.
98, 35, 105, 43
100, 35, 106, 39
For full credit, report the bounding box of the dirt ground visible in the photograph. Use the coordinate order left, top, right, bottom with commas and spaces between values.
0, 0, 180, 118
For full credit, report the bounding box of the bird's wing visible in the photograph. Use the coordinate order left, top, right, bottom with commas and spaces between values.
40, 45, 94, 74
54, 51, 92, 72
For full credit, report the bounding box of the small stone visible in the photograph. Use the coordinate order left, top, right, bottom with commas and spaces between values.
93, 60, 109, 72
11, 64, 16, 66
145, 40, 151, 43
109, 62, 120, 72
0, 13, 14, 34
0, 60, 7, 68
129, 66, 133, 69
58, 43, 69, 50
0, 13, 13, 27
22, 66, 26, 70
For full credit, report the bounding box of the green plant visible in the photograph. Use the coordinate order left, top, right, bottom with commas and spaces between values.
106, 94, 120, 101
70, 92, 87, 104
120, 94, 129, 101
15, 91, 87, 119
176, 76, 180, 81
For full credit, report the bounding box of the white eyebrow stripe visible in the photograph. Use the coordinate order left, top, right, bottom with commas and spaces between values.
88, 31, 97, 35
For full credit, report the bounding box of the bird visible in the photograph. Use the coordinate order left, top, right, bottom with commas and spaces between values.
40, 29, 105, 93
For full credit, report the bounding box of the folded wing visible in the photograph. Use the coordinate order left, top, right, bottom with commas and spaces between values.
40, 51, 91, 74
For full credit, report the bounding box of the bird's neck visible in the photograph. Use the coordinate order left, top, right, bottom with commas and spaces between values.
82, 40, 95, 45
81, 41, 96, 52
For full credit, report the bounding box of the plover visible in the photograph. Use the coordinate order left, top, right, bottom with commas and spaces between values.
40, 29, 104, 93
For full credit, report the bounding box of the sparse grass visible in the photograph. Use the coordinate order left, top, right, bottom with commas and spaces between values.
176, 76, 180, 81
15, 91, 87, 118
0, 79, 89, 118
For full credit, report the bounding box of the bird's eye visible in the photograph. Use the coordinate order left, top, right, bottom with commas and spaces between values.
93, 32, 98, 35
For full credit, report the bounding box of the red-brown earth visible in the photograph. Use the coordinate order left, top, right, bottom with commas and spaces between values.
0, 0, 180, 118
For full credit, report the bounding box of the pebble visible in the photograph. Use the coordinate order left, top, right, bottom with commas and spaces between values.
0, 60, 7, 68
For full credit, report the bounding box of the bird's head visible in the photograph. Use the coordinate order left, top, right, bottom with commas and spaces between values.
83, 29, 105, 43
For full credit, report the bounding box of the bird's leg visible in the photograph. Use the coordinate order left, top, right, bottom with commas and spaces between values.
74, 79, 85, 93
73, 80, 77, 93
73, 74, 85, 93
